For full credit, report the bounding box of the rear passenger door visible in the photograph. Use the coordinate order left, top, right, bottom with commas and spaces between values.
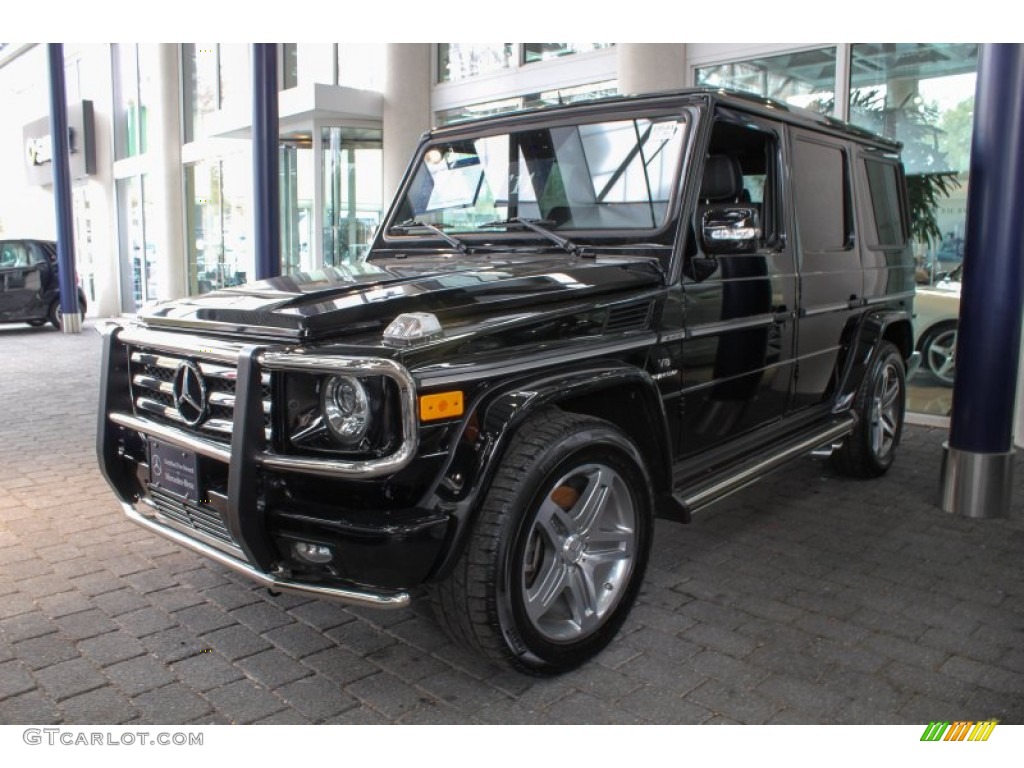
788, 131, 863, 412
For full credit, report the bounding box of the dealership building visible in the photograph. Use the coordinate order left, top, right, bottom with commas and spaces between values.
0, 41, 1000, 427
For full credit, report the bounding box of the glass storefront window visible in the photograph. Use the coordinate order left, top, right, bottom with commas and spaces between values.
695, 47, 837, 114
438, 43, 513, 82
849, 43, 978, 284
436, 80, 618, 125
182, 44, 249, 141
321, 127, 383, 266
114, 44, 156, 159
182, 43, 219, 143
185, 151, 253, 294
116, 175, 157, 311
522, 43, 612, 64
282, 43, 298, 90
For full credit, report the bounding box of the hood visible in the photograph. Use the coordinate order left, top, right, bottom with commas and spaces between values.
139, 253, 664, 344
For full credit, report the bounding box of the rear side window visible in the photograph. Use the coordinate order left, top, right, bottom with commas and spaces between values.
863, 159, 906, 247
792, 138, 852, 252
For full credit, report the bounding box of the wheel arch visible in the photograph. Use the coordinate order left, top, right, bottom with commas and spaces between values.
835, 310, 914, 411
426, 362, 678, 581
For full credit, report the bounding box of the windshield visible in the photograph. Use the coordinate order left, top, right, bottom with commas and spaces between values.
389, 114, 690, 236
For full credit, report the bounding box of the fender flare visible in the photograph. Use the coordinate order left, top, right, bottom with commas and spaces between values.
835, 309, 914, 411
426, 360, 679, 581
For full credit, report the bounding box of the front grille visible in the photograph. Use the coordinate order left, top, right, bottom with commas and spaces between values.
148, 487, 237, 550
128, 349, 272, 444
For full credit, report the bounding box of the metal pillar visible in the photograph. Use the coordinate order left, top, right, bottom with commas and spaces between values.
252, 43, 281, 281
47, 43, 81, 333
941, 44, 1024, 518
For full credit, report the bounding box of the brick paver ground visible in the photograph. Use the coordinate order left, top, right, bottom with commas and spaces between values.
1, 321, 1022, 724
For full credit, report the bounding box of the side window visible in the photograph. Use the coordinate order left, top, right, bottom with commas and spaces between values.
0, 242, 30, 268
863, 159, 906, 247
792, 138, 852, 252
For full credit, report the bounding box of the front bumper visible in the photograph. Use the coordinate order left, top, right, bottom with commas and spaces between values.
96, 322, 447, 609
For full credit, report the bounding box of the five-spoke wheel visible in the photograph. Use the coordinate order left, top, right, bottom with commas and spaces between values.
429, 409, 652, 674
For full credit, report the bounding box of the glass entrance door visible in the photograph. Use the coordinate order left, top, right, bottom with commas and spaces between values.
321, 126, 383, 266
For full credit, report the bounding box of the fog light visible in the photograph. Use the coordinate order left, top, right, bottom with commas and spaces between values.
292, 542, 334, 564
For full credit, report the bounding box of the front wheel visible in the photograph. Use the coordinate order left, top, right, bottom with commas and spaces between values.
832, 341, 906, 478
429, 409, 652, 674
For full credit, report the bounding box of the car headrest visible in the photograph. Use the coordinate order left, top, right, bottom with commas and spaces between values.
701, 155, 743, 202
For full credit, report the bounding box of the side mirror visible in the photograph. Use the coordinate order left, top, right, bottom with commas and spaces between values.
701, 206, 761, 255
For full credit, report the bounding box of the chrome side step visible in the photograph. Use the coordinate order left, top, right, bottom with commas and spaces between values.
675, 417, 856, 516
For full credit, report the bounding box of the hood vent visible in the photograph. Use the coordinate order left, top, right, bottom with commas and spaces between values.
604, 301, 654, 334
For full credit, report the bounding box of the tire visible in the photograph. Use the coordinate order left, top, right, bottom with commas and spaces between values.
831, 341, 906, 478
429, 409, 653, 674
918, 321, 957, 387
48, 298, 85, 330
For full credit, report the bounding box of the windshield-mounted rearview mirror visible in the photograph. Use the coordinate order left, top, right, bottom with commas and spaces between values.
701, 206, 761, 255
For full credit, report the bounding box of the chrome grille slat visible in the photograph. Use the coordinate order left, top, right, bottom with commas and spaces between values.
129, 346, 273, 447
133, 374, 174, 395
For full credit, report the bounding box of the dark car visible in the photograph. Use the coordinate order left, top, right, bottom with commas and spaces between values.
0, 239, 87, 329
97, 89, 918, 674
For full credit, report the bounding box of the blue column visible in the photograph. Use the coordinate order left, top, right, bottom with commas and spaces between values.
47, 43, 81, 333
252, 43, 281, 281
941, 43, 1024, 518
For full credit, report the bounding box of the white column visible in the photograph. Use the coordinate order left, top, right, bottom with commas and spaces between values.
617, 44, 688, 95
382, 43, 432, 203
86, 45, 120, 318
150, 44, 187, 300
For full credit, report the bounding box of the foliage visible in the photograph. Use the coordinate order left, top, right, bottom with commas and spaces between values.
850, 89, 963, 250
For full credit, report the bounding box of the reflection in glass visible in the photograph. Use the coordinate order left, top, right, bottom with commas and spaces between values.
695, 47, 837, 114
849, 43, 978, 288
437, 43, 513, 82
436, 80, 618, 125
522, 43, 613, 64
392, 115, 688, 233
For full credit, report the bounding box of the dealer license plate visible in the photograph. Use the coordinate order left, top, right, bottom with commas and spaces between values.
148, 439, 200, 503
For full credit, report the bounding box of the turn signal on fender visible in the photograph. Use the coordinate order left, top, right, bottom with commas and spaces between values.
419, 391, 464, 421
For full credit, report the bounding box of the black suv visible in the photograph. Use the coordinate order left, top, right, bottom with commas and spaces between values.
0, 239, 87, 329
98, 89, 918, 673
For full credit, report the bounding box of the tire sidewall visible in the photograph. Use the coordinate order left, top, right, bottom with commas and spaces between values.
491, 425, 652, 672
921, 322, 957, 386
865, 345, 906, 472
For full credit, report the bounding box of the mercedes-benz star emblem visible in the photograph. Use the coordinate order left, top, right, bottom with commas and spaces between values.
172, 360, 208, 427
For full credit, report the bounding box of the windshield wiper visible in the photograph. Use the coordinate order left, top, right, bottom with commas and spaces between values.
389, 219, 467, 254
478, 217, 583, 257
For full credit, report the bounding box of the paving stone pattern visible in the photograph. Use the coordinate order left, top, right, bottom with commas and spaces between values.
1, 322, 1022, 724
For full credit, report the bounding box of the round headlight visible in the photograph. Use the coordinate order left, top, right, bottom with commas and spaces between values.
322, 375, 370, 444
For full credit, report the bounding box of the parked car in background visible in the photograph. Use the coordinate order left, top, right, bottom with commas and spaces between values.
0, 239, 86, 329
914, 263, 962, 386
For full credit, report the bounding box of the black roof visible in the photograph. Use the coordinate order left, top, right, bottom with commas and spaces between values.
429, 87, 902, 152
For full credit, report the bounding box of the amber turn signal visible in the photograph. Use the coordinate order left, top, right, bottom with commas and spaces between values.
419, 391, 464, 421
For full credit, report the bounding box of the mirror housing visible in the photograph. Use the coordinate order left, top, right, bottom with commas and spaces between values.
701, 206, 761, 255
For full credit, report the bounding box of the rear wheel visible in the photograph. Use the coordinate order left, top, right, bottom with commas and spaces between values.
429, 409, 652, 674
48, 298, 85, 330
832, 341, 906, 478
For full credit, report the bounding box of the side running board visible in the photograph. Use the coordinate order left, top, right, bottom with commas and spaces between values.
674, 417, 856, 516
